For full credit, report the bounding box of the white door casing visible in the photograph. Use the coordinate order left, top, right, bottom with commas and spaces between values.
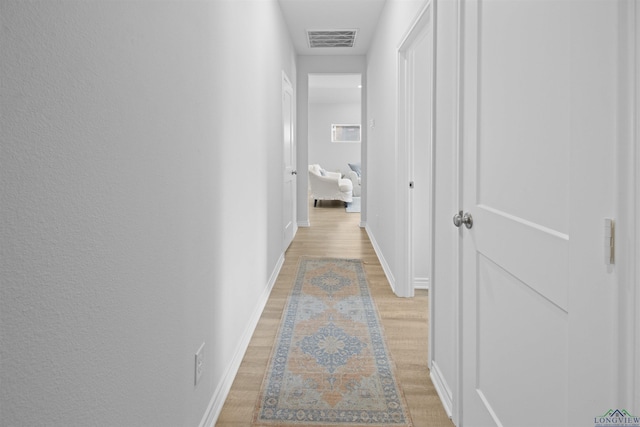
396, 1, 434, 298
411, 12, 433, 292
282, 71, 297, 250
620, 0, 640, 413
635, 0, 640, 411
430, 0, 460, 421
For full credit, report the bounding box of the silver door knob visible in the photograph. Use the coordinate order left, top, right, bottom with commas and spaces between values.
453, 211, 463, 227
462, 212, 473, 229
453, 211, 473, 229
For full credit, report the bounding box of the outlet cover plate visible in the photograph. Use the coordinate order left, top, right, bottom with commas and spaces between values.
195, 342, 205, 385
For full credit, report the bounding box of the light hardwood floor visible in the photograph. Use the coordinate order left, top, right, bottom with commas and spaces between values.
216, 199, 453, 426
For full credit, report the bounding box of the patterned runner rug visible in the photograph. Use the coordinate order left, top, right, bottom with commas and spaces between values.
253, 257, 413, 426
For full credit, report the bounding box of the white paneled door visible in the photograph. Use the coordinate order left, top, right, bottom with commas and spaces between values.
458, 1, 620, 426
282, 72, 296, 250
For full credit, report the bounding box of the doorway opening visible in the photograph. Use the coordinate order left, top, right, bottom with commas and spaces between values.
307, 73, 362, 221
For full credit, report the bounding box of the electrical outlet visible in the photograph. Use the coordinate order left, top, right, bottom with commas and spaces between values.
195, 342, 205, 386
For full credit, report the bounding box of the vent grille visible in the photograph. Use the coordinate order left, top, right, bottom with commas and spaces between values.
307, 30, 357, 48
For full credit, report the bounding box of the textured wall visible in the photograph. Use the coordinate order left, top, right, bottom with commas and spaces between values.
0, 1, 295, 425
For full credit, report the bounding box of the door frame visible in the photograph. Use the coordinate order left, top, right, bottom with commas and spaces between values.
282, 70, 297, 250
616, 0, 639, 413
453, 2, 463, 424
631, 0, 640, 412
296, 59, 367, 229
425, 0, 463, 422
396, 1, 435, 299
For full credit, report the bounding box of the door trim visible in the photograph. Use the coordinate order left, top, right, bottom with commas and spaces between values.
396, 0, 434, 299
428, 0, 461, 422
633, 0, 640, 412
282, 70, 297, 250
453, 0, 463, 424
617, 0, 639, 413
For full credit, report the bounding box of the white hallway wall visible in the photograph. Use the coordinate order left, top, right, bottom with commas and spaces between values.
308, 102, 361, 176
0, 1, 295, 426
366, 0, 428, 288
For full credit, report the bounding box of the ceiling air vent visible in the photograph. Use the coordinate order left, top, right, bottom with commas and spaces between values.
307, 30, 357, 48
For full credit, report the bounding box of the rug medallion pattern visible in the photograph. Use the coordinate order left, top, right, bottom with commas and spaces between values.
253, 258, 413, 426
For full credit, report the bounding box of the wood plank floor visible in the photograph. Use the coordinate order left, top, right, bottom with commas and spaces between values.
216, 199, 453, 426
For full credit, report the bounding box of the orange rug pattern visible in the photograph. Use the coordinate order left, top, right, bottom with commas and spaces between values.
253, 258, 413, 426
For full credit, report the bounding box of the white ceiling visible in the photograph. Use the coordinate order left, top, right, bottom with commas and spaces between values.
278, 0, 387, 56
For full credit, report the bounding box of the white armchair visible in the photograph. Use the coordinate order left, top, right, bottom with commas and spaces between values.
346, 170, 361, 197
308, 164, 353, 206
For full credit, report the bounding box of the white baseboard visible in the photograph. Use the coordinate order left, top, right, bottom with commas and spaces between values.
365, 224, 396, 294
199, 253, 285, 427
298, 220, 310, 227
430, 361, 453, 419
414, 277, 430, 290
